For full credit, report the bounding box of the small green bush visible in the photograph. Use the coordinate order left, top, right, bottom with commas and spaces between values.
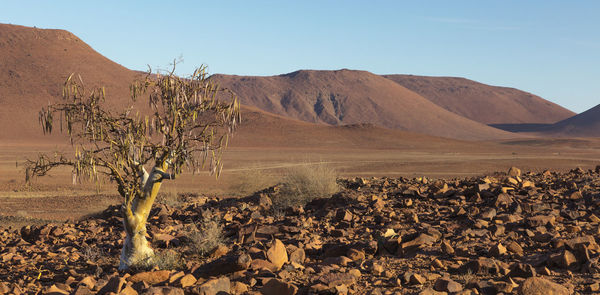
273, 163, 339, 210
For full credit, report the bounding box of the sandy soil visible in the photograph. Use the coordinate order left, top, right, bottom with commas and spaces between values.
1, 138, 599, 228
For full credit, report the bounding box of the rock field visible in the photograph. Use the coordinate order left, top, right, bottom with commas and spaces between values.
2, 166, 600, 294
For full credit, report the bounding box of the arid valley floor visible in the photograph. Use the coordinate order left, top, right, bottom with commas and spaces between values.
2, 139, 600, 294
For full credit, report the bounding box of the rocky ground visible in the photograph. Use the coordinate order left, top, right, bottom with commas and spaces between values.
1, 166, 600, 294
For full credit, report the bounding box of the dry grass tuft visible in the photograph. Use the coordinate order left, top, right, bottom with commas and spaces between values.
79, 245, 104, 262
131, 250, 185, 271
186, 209, 225, 256
273, 163, 340, 210
151, 250, 185, 270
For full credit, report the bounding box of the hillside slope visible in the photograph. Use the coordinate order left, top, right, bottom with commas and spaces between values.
211, 70, 517, 140
542, 104, 600, 137
383, 75, 574, 124
0, 23, 136, 139
232, 106, 472, 149
0, 24, 490, 147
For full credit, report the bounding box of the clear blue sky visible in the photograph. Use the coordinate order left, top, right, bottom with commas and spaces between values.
3, 1, 599, 113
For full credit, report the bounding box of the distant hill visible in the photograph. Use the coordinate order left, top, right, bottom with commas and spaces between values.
489, 104, 600, 138
0, 23, 493, 148
232, 105, 479, 149
0, 23, 136, 139
211, 70, 516, 140
382, 75, 575, 124
542, 104, 600, 137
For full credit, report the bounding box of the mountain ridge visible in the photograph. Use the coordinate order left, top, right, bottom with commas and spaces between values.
382, 74, 575, 124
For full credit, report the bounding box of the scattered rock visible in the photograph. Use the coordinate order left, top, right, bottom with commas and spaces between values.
419, 288, 448, 295
318, 273, 356, 288
44, 284, 69, 295
519, 277, 571, 295
142, 286, 184, 295
402, 233, 437, 250
434, 277, 463, 293
266, 239, 288, 269
260, 279, 298, 295
194, 277, 230, 295
506, 240, 524, 256
2, 170, 600, 294
128, 270, 170, 285
441, 240, 454, 255
508, 167, 521, 177
176, 274, 196, 288
409, 273, 426, 285
489, 242, 506, 257
97, 276, 126, 295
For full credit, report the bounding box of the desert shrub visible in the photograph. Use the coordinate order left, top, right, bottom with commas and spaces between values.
186, 209, 224, 256
151, 250, 185, 270
229, 168, 276, 196
273, 163, 339, 210
79, 245, 104, 262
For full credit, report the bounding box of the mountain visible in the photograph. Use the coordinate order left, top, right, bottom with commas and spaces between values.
232, 105, 472, 149
0, 23, 136, 140
541, 104, 600, 137
211, 70, 516, 140
382, 75, 575, 125
0, 23, 483, 148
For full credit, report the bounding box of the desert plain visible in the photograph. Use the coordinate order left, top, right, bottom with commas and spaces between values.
1, 23, 600, 295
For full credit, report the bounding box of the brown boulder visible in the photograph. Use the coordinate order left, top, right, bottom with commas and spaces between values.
346, 248, 365, 261
44, 284, 69, 295
402, 233, 437, 249
434, 278, 463, 293
553, 250, 578, 269
289, 247, 305, 264
120, 285, 139, 295
489, 243, 507, 257
506, 241, 524, 256
266, 239, 288, 269
250, 259, 279, 272
79, 276, 96, 289
409, 273, 427, 285
461, 257, 500, 275
177, 274, 197, 288
318, 273, 356, 288
97, 276, 127, 295
260, 279, 298, 295
509, 263, 536, 278
508, 167, 521, 177
441, 240, 454, 255
194, 277, 230, 295
230, 282, 249, 295
128, 270, 171, 285
519, 277, 571, 295
528, 215, 555, 227
193, 254, 251, 278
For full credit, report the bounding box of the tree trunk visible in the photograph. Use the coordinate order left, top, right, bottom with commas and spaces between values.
118, 165, 172, 270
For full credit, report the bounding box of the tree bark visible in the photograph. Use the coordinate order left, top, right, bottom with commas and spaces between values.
118, 164, 173, 270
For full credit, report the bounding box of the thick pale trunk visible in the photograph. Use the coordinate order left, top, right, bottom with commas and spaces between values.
119, 222, 154, 270
118, 165, 172, 271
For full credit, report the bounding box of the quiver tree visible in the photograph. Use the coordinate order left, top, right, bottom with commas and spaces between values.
26, 66, 240, 270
